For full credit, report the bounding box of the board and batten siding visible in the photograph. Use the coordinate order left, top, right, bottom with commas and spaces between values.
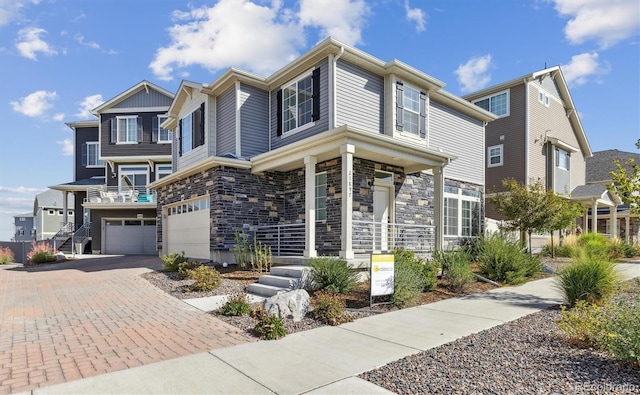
112, 89, 173, 109
428, 100, 484, 185
175, 90, 209, 171
216, 86, 237, 157
270, 59, 329, 150
335, 59, 384, 133
538, 75, 562, 101
239, 84, 269, 157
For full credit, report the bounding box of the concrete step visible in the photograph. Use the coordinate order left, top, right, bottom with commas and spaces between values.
258, 274, 304, 289
247, 283, 288, 298
270, 265, 311, 279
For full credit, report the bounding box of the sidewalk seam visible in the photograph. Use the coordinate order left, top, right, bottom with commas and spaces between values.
206, 351, 277, 394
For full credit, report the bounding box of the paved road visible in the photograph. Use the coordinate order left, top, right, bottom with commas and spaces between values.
0, 255, 254, 394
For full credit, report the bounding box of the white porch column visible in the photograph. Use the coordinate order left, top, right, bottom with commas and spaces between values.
62, 191, 69, 227
611, 205, 618, 238
433, 165, 444, 251
304, 155, 318, 258
592, 200, 598, 233
340, 144, 355, 260
625, 216, 630, 243
583, 209, 588, 233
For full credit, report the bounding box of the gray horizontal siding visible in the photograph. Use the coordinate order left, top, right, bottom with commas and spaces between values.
429, 100, 484, 185
112, 89, 173, 109
335, 58, 384, 133
239, 83, 269, 157
271, 59, 329, 150
74, 126, 104, 181
216, 86, 237, 156
100, 112, 172, 158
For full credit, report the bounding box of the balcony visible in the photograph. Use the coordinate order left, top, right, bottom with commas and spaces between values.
83, 186, 157, 207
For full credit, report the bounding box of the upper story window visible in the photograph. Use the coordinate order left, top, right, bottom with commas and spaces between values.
396, 81, 426, 137
556, 147, 570, 170
82, 142, 104, 167
487, 144, 503, 167
153, 115, 172, 143
538, 89, 550, 107
179, 103, 205, 155
110, 116, 143, 144
156, 164, 172, 181
473, 90, 509, 117
277, 68, 320, 136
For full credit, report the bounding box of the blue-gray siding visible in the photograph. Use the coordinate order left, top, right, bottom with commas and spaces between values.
239, 84, 269, 157
335, 59, 384, 133
112, 89, 174, 109
216, 86, 237, 156
270, 59, 329, 150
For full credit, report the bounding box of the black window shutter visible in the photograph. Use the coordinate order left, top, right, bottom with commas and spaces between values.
312, 68, 320, 121
199, 102, 206, 147
178, 119, 183, 156
81, 143, 88, 166
396, 82, 404, 131
276, 90, 283, 136
137, 116, 143, 142
152, 116, 158, 142
419, 91, 427, 139
110, 118, 117, 143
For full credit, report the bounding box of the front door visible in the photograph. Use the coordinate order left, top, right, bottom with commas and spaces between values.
373, 185, 390, 251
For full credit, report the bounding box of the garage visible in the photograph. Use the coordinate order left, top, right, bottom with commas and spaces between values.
165, 197, 210, 260
104, 219, 157, 255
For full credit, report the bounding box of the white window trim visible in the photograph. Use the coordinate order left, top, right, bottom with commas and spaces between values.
473, 89, 510, 118
444, 187, 481, 238
538, 89, 550, 107
281, 69, 315, 136
85, 142, 104, 168
155, 164, 172, 181
401, 83, 421, 136
118, 165, 150, 192
315, 172, 327, 222
156, 115, 172, 143
487, 144, 504, 168
115, 115, 139, 144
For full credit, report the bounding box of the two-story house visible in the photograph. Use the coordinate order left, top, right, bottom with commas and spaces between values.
50, 81, 174, 255
463, 66, 594, 233
33, 189, 74, 241
150, 37, 496, 265
13, 213, 35, 241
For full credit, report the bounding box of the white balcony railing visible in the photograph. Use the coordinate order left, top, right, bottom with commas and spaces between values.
85, 186, 156, 204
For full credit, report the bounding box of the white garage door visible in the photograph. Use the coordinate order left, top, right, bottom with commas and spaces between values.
166, 198, 210, 260
104, 219, 157, 255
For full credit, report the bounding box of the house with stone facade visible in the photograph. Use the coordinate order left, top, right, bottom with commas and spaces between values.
150, 37, 496, 265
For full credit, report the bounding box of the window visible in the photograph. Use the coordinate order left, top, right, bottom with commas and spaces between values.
156, 164, 172, 181
48, 209, 54, 215
277, 68, 320, 136
19, 217, 25, 221
396, 82, 426, 137
111, 116, 142, 143
315, 172, 327, 221
487, 144, 503, 167
180, 104, 205, 155
538, 89, 550, 107
119, 166, 149, 194
556, 148, 570, 170
444, 186, 482, 237
473, 90, 509, 117
58, 210, 63, 215
82, 142, 104, 167
153, 115, 172, 143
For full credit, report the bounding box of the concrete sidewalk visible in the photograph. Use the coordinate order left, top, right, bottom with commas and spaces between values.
31, 262, 639, 395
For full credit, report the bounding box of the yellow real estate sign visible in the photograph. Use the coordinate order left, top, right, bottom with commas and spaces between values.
370, 254, 394, 297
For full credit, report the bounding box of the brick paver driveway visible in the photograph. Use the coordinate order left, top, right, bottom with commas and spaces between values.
0, 255, 254, 394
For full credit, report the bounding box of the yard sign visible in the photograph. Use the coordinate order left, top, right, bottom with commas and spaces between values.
370, 253, 394, 307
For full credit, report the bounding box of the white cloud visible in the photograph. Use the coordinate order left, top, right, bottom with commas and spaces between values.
52, 113, 64, 121
560, 52, 610, 86
0, 0, 38, 26
454, 54, 493, 93
552, 0, 640, 48
298, 0, 370, 44
15, 27, 57, 60
0, 186, 43, 194
74, 33, 118, 54
150, 0, 305, 80
57, 139, 73, 156
404, 0, 426, 32
10, 90, 58, 117
75, 94, 103, 118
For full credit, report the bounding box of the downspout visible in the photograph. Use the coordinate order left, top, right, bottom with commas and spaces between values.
331, 46, 345, 129
524, 78, 530, 183
268, 88, 272, 151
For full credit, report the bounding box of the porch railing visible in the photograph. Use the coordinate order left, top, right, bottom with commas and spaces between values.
352, 220, 435, 254
85, 186, 156, 204
52, 221, 75, 250
254, 223, 305, 256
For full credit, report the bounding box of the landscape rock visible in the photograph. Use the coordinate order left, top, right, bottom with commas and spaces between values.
263, 289, 310, 322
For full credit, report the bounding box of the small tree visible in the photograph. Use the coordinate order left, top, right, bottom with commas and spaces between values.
542, 192, 583, 257
608, 158, 640, 215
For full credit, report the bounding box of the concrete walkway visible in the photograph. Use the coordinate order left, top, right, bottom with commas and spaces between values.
27, 261, 639, 395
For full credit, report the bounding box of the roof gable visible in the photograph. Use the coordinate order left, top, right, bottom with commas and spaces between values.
92, 80, 175, 115
587, 149, 640, 183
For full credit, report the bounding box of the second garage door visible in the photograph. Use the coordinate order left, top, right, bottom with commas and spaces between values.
104, 219, 157, 255
165, 198, 210, 260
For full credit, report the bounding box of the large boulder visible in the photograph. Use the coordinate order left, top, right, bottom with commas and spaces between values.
263, 289, 310, 322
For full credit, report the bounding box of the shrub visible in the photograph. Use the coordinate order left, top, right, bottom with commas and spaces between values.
233, 231, 251, 269
252, 307, 287, 340
447, 260, 475, 293
392, 248, 428, 308
0, 247, 15, 264
396, 248, 438, 292
475, 233, 541, 285
161, 252, 188, 272
600, 297, 640, 365
557, 301, 605, 347
250, 239, 272, 273
609, 239, 640, 259
218, 293, 252, 316
577, 233, 611, 261
556, 257, 618, 306
187, 265, 222, 292
27, 241, 57, 264
308, 257, 359, 294
177, 260, 200, 277
310, 290, 353, 326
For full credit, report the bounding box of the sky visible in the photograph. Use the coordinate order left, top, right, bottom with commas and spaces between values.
0, 0, 639, 241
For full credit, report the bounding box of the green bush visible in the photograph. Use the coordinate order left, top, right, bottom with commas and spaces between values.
557, 301, 605, 347
218, 293, 252, 316
0, 247, 15, 264
600, 297, 640, 365
392, 248, 428, 308
161, 252, 189, 272
177, 260, 200, 277
27, 241, 57, 264
396, 249, 439, 291
475, 233, 541, 285
252, 307, 287, 340
187, 265, 222, 292
609, 240, 640, 259
556, 257, 618, 306
446, 259, 475, 293
310, 290, 353, 326
576, 233, 611, 261
308, 257, 359, 294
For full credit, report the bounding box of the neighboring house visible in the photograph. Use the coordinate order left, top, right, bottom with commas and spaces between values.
463, 66, 594, 229
150, 37, 496, 265
50, 80, 174, 254
33, 190, 74, 241
13, 213, 35, 241
576, 149, 640, 242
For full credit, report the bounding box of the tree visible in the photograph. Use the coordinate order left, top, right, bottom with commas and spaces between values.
541, 192, 583, 257
608, 158, 640, 215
